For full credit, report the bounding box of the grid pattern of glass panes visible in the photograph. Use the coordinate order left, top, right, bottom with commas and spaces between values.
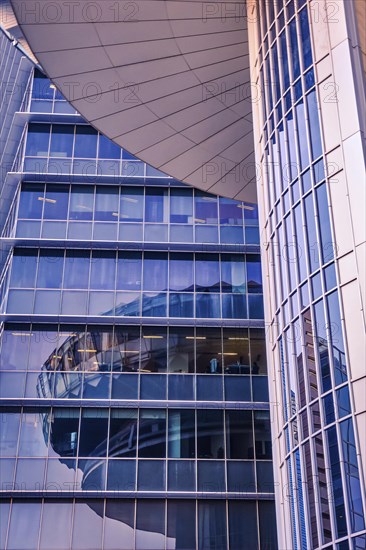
0, 324, 269, 402
4, 250, 264, 319
0, 498, 278, 550
0, 407, 273, 493
14, 182, 260, 245
255, 0, 366, 547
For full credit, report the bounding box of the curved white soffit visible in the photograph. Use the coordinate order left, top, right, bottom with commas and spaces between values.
10, 0, 257, 201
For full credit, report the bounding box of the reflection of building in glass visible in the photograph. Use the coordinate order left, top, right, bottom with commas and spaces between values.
0, 29, 277, 549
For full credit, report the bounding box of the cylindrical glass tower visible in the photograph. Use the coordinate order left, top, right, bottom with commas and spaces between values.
249, 0, 366, 548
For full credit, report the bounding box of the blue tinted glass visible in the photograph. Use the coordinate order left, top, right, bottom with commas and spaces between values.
219, 197, 243, 225
18, 184, 44, 219
305, 68, 315, 90
10, 250, 38, 288
50, 125, 74, 157
197, 376, 222, 401
168, 375, 194, 400
327, 291, 347, 385
221, 256, 245, 293
294, 204, 307, 281
229, 501, 258, 548
143, 253, 167, 291
69, 185, 93, 221
198, 501, 227, 550
340, 420, 365, 532
98, 134, 121, 159
256, 461, 274, 492
116, 252, 142, 291
37, 250, 64, 288
64, 251, 90, 289
111, 374, 138, 399
290, 19, 300, 80
90, 252, 116, 290
246, 255, 262, 293
326, 426, 347, 537
300, 7, 312, 69
198, 461, 225, 492
225, 376, 251, 401
94, 187, 119, 222
168, 461, 196, 491
74, 126, 97, 158
248, 295, 264, 319
304, 193, 320, 273
170, 188, 193, 223
280, 30, 290, 90
43, 184, 69, 220
324, 263, 336, 291
25, 124, 50, 156
314, 299, 331, 392
107, 460, 135, 491
307, 90, 322, 160
145, 188, 168, 222
196, 293, 220, 318
220, 226, 244, 244
296, 100, 310, 170
142, 292, 167, 317
313, 158, 325, 183
311, 272, 322, 300
222, 294, 247, 319
195, 254, 220, 292
252, 376, 269, 401
120, 187, 143, 221
272, 43, 281, 102
195, 192, 218, 224
336, 385, 351, 418
32, 69, 53, 99
169, 253, 193, 291
169, 293, 194, 317
245, 226, 260, 244
323, 393, 335, 425
316, 184, 334, 264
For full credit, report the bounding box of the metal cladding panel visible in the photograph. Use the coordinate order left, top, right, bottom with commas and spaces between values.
7, 0, 257, 201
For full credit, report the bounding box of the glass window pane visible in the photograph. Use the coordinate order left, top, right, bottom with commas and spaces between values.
114, 326, 141, 372
43, 184, 69, 220
78, 408, 108, 457
196, 327, 222, 374
254, 411, 272, 459
227, 461, 255, 493
72, 501, 103, 550
167, 461, 196, 491
64, 251, 90, 289
0, 327, 31, 371
120, 187, 143, 221
143, 253, 167, 291
316, 184, 334, 264
104, 500, 135, 550
195, 191, 218, 224
197, 375, 223, 401
145, 188, 168, 222
170, 188, 193, 223
136, 500, 165, 550
95, 187, 119, 221
98, 134, 121, 159
10, 250, 38, 288
90, 251, 116, 290
49, 408, 79, 458
226, 410, 253, 459
221, 255, 246, 293
50, 124, 74, 157
69, 185, 94, 220
74, 126, 98, 158
7, 501, 42, 550
167, 500, 196, 547
258, 501, 278, 550
198, 461, 225, 492
229, 502, 258, 549
117, 252, 142, 291
107, 459, 135, 491
138, 409, 166, 458
197, 410, 224, 459
168, 327, 195, 373
140, 327, 167, 372
140, 373, 166, 400
195, 254, 220, 293
36, 250, 64, 289
198, 501, 227, 550
137, 460, 165, 491
219, 197, 243, 225
250, 328, 267, 374
246, 255, 262, 293
168, 374, 194, 400
0, 408, 21, 456
168, 410, 195, 458
109, 409, 137, 458
39, 500, 73, 550
25, 123, 50, 156
19, 408, 49, 456
18, 184, 44, 219
169, 253, 193, 292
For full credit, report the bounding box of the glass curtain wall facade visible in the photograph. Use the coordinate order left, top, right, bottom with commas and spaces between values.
249, 1, 366, 549
0, 42, 278, 550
